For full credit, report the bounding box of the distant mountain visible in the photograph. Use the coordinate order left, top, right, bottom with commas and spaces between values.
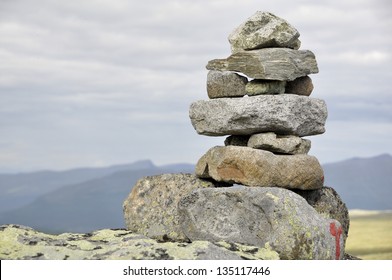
0, 154, 390, 234
323, 154, 392, 210
0, 162, 194, 233
0, 160, 155, 212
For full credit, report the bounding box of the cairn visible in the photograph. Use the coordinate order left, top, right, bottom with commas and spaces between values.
123, 11, 349, 260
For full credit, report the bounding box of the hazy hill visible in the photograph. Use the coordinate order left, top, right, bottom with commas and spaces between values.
323, 153, 392, 210
0, 160, 155, 212
0, 154, 390, 233
0, 162, 194, 233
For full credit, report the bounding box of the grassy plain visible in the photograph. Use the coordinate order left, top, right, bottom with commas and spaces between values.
345, 210, 392, 260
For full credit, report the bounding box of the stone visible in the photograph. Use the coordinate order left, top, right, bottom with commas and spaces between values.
248, 132, 311, 154
178, 186, 345, 259
294, 186, 350, 242
224, 135, 250, 146
123, 173, 216, 242
0, 224, 279, 260
228, 11, 301, 53
207, 70, 248, 98
189, 94, 327, 137
195, 146, 324, 190
206, 48, 318, 81
285, 76, 314, 96
245, 79, 286, 95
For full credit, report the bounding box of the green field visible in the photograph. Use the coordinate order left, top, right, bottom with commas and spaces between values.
345, 210, 392, 260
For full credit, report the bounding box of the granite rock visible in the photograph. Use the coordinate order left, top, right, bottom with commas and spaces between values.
123, 173, 216, 242
207, 70, 248, 98
179, 186, 344, 259
189, 95, 327, 137
245, 79, 286, 95
206, 48, 318, 81
0, 224, 279, 260
294, 186, 350, 242
228, 11, 301, 53
285, 76, 314, 96
195, 146, 324, 190
248, 132, 311, 154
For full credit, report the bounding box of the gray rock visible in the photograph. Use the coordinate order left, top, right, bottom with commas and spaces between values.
248, 132, 311, 154
228, 11, 301, 53
224, 135, 250, 147
179, 186, 345, 259
0, 224, 279, 260
285, 76, 314, 96
189, 95, 328, 137
195, 146, 324, 190
206, 48, 318, 81
123, 173, 216, 242
294, 186, 350, 242
245, 79, 286, 95
207, 70, 248, 98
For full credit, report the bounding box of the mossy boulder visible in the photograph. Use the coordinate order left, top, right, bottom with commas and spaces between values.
0, 224, 279, 260
178, 186, 345, 260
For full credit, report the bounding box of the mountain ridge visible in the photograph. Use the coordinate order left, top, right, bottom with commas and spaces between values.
0, 154, 390, 233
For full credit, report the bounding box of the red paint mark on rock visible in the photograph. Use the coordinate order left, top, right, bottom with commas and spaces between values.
330, 222, 343, 260
321, 175, 324, 183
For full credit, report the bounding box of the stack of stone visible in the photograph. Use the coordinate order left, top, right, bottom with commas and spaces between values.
190, 11, 326, 191
123, 12, 349, 260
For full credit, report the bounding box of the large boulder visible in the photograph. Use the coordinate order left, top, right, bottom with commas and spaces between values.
123, 173, 217, 242
294, 186, 350, 242
0, 224, 279, 260
195, 146, 324, 190
179, 186, 345, 260
206, 48, 318, 81
228, 11, 301, 53
189, 95, 328, 137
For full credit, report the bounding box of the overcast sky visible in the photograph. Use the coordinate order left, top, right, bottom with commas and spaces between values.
0, 0, 391, 172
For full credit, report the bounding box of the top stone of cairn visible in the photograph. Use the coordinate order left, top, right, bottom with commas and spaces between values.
228, 11, 301, 53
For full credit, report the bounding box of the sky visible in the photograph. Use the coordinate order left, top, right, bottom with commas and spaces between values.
0, 0, 391, 172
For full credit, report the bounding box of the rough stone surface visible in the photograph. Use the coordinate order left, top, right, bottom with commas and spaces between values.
245, 79, 286, 95
0, 224, 279, 260
123, 173, 216, 242
207, 70, 248, 98
228, 11, 301, 53
178, 186, 344, 260
195, 146, 324, 190
294, 186, 350, 242
206, 48, 318, 81
248, 132, 311, 154
189, 95, 327, 137
285, 76, 314, 96
224, 135, 250, 147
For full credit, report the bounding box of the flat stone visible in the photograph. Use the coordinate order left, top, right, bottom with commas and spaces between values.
123, 173, 216, 242
228, 11, 301, 53
179, 186, 345, 259
0, 224, 279, 260
294, 186, 350, 243
195, 146, 324, 190
248, 132, 311, 154
285, 76, 314, 96
207, 70, 248, 98
189, 95, 327, 137
206, 48, 318, 81
246, 79, 286, 95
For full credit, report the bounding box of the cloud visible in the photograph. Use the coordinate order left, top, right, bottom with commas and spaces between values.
0, 0, 391, 171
